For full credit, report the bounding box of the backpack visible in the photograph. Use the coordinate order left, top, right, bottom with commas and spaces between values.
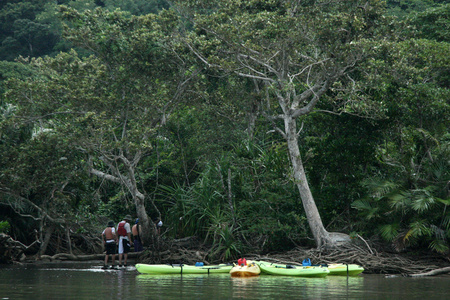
117, 221, 127, 236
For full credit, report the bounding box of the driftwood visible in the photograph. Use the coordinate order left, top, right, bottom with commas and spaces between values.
409, 267, 450, 277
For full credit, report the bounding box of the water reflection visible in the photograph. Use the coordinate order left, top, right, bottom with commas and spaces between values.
229, 275, 365, 299
137, 272, 366, 299
135, 273, 364, 299
1, 266, 448, 300
230, 276, 261, 298
136, 273, 234, 299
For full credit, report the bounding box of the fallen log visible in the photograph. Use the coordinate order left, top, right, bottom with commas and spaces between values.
409, 267, 450, 277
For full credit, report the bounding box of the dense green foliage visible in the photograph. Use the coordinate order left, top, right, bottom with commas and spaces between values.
0, 0, 448, 260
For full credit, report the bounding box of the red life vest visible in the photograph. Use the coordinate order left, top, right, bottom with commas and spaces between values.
237, 258, 247, 266
117, 221, 127, 236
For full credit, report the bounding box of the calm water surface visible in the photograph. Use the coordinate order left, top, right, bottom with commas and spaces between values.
0, 264, 448, 299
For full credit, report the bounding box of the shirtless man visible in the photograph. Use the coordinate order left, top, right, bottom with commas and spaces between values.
101, 221, 117, 269
132, 218, 143, 252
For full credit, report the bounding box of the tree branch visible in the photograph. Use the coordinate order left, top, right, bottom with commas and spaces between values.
88, 167, 121, 184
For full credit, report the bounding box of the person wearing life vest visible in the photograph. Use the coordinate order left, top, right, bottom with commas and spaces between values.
132, 218, 143, 252
101, 221, 117, 269
117, 215, 132, 267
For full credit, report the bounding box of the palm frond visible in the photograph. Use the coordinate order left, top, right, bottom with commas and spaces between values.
351, 199, 380, 220
361, 178, 400, 199
379, 224, 399, 242
429, 239, 449, 254
411, 195, 435, 213
388, 191, 411, 212
404, 220, 432, 241
351, 199, 373, 211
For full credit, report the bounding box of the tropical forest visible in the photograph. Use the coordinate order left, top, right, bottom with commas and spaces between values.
0, 0, 449, 275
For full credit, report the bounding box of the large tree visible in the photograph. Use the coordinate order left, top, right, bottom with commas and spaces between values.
177, 0, 389, 248
6, 6, 195, 245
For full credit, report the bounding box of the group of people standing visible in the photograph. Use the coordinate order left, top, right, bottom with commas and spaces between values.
101, 214, 145, 269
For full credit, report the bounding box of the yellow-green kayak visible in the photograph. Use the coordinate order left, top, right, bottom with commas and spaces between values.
327, 263, 364, 276
257, 261, 330, 277
135, 263, 233, 274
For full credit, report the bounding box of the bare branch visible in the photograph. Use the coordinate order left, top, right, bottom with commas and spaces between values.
89, 167, 121, 184
237, 53, 280, 77
185, 42, 219, 68
292, 80, 330, 118
235, 71, 276, 83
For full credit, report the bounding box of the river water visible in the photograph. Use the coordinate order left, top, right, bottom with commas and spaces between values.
0, 263, 448, 299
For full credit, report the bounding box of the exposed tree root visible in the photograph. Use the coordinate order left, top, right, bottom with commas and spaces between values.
248, 244, 448, 276
134, 238, 449, 276
137, 236, 210, 265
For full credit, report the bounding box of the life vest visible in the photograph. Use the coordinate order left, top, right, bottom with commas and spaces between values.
237, 258, 247, 266
117, 221, 127, 236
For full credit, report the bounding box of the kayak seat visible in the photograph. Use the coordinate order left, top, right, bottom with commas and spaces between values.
168, 264, 184, 267
286, 265, 296, 269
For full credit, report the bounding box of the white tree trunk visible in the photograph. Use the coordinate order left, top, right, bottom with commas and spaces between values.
284, 116, 329, 247
284, 116, 350, 248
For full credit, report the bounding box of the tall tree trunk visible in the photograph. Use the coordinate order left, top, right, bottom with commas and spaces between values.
284, 116, 350, 248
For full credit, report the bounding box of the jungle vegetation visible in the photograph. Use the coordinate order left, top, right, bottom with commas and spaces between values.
0, 0, 448, 262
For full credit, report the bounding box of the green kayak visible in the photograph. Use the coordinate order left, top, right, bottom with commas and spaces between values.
135, 263, 233, 274
327, 263, 364, 276
257, 261, 330, 277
